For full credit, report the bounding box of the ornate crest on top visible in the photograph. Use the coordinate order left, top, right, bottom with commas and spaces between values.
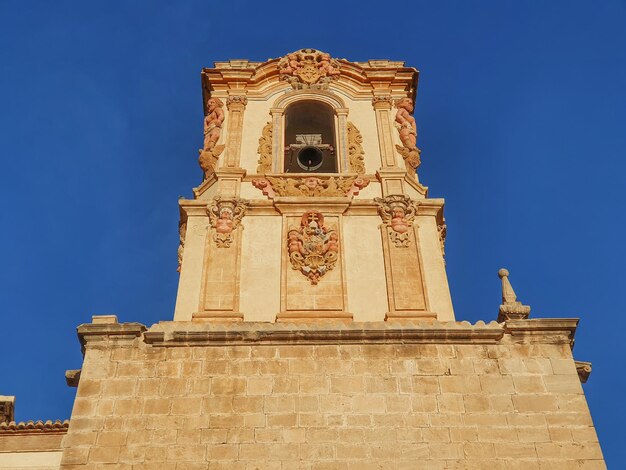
207, 197, 249, 248
374, 195, 419, 248
288, 211, 339, 285
278, 49, 341, 90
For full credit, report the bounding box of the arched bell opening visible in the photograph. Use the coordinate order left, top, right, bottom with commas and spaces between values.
283, 101, 337, 173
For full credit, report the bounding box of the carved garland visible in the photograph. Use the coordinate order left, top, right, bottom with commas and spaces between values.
256, 122, 273, 174
252, 175, 369, 198
374, 195, 419, 248
207, 197, 248, 248
288, 211, 339, 285
347, 121, 365, 174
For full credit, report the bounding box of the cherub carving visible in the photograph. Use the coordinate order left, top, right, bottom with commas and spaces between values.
317, 53, 341, 77
198, 97, 226, 179
207, 197, 248, 248
394, 97, 421, 174
375, 195, 419, 247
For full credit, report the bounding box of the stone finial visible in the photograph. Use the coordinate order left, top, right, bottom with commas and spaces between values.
497, 268, 531, 322
0, 396, 15, 424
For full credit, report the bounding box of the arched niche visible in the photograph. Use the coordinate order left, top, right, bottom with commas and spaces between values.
269, 91, 349, 173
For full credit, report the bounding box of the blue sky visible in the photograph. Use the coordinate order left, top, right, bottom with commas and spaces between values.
1, 0, 625, 464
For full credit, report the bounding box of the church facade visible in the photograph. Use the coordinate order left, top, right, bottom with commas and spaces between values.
0, 49, 605, 469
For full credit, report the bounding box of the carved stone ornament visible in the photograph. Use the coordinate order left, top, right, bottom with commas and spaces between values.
288, 211, 339, 285
347, 121, 365, 174
278, 49, 341, 90
252, 175, 369, 199
437, 219, 447, 259
177, 221, 187, 272
256, 122, 273, 174
374, 195, 419, 248
226, 95, 248, 109
394, 97, 421, 174
198, 96, 226, 179
371, 96, 394, 107
497, 268, 531, 322
207, 197, 249, 248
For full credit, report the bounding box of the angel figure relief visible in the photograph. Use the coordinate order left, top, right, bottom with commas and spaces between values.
207, 197, 248, 248
288, 211, 339, 285
198, 97, 226, 179
375, 195, 419, 248
394, 97, 422, 174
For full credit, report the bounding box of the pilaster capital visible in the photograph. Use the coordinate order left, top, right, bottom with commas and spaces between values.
371, 95, 394, 109
226, 95, 248, 110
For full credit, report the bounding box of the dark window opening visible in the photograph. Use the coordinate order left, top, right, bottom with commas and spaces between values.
284, 101, 337, 173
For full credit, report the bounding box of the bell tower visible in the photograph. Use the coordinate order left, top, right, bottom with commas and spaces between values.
48, 49, 603, 470
174, 48, 453, 323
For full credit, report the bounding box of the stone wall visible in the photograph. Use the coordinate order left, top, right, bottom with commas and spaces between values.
59, 318, 605, 469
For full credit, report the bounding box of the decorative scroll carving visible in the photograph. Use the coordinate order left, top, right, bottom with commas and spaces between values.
437, 219, 447, 259
177, 221, 187, 272
497, 268, 531, 322
347, 121, 365, 174
375, 195, 419, 248
256, 122, 273, 173
198, 97, 225, 179
288, 211, 339, 285
252, 175, 369, 198
394, 97, 421, 174
207, 197, 248, 248
278, 49, 341, 90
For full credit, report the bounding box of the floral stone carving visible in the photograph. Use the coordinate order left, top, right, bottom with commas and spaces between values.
177, 221, 187, 272
256, 122, 273, 174
288, 211, 339, 285
252, 175, 369, 198
278, 49, 341, 90
347, 121, 365, 174
198, 97, 226, 179
394, 97, 421, 174
374, 194, 419, 248
207, 197, 248, 248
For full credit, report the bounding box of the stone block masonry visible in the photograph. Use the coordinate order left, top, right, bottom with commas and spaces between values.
58, 317, 605, 469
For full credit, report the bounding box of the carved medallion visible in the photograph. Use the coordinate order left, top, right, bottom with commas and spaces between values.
374, 195, 419, 248
252, 175, 369, 199
207, 197, 248, 248
278, 49, 341, 90
256, 122, 273, 174
347, 121, 365, 174
288, 211, 339, 285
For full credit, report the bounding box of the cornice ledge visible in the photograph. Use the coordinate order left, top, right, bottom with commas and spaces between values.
503, 318, 579, 347
77, 321, 147, 351
416, 199, 445, 217
142, 320, 503, 346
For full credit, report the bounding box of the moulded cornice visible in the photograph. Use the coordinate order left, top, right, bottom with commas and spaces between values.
201, 52, 419, 110
144, 320, 503, 346
504, 318, 579, 347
